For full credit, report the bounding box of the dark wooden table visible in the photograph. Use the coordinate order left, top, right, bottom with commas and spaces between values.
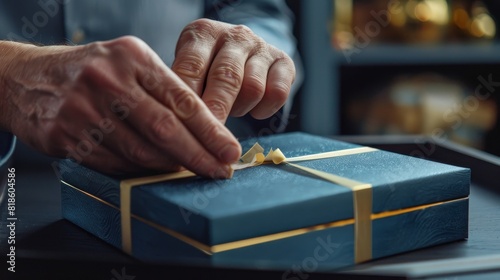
1, 137, 500, 280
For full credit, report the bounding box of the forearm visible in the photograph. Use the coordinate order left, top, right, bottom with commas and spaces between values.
0, 41, 37, 132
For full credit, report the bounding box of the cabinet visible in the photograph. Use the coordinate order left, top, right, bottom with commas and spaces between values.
297, 1, 500, 155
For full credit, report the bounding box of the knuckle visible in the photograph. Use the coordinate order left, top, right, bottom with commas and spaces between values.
188, 18, 217, 32
171, 89, 200, 120
83, 41, 108, 57
172, 54, 206, 80
167, 83, 192, 102
76, 57, 125, 92
204, 99, 230, 120
243, 74, 266, 96
252, 39, 271, 56
226, 24, 255, 43
275, 50, 296, 71
104, 35, 150, 62
150, 111, 179, 142
77, 45, 105, 74
129, 144, 151, 163
113, 35, 147, 49
284, 55, 296, 72
185, 152, 208, 170
271, 81, 291, 103
211, 62, 244, 90
199, 121, 223, 140
178, 30, 203, 44
272, 51, 296, 85
180, 19, 217, 42
79, 57, 103, 79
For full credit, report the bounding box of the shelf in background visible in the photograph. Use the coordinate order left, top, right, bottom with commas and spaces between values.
334, 43, 500, 66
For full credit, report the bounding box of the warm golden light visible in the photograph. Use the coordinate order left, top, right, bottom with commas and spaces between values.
414, 2, 431, 22
453, 8, 470, 30
424, 0, 449, 25
389, 2, 407, 27
470, 13, 496, 38
335, 30, 355, 50
332, 0, 353, 50
407, 0, 449, 24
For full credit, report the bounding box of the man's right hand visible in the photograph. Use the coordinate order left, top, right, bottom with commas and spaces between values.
0, 36, 241, 177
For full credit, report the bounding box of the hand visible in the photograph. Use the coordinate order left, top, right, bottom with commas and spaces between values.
0, 37, 241, 177
172, 18, 296, 123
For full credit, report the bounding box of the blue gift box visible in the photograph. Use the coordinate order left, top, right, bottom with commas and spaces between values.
59, 132, 469, 270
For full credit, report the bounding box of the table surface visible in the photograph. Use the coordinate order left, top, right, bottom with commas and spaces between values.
1, 139, 500, 280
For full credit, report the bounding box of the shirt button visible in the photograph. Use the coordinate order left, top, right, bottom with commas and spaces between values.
71, 29, 85, 44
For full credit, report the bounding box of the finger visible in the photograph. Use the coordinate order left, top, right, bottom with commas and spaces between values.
132, 65, 240, 178
202, 46, 248, 123
52, 111, 157, 174
171, 22, 217, 95
250, 55, 295, 119
145, 66, 241, 164
229, 53, 272, 117
124, 91, 232, 178
97, 116, 182, 172
73, 146, 147, 174
36, 123, 138, 175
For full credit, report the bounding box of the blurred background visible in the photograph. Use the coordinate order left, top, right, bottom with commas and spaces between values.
286, 0, 500, 156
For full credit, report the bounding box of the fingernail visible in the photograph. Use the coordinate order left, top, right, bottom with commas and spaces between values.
219, 144, 241, 164
214, 165, 233, 179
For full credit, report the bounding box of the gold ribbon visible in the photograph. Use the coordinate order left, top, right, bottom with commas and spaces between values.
119, 144, 378, 263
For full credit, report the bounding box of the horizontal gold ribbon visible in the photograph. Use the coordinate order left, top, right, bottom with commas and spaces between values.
62, 180, 468, 257
118, 144, 378, 264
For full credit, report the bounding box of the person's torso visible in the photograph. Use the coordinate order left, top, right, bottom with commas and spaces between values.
0, 0, 204, 65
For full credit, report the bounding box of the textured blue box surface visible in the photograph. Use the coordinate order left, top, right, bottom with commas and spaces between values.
60, 132, 469, 269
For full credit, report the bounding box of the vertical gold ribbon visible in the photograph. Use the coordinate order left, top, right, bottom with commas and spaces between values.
120, 170, 196, 255
242, 144, 375, 263
119, 144, 377, 263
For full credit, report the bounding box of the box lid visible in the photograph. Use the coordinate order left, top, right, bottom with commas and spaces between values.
59, 132, 470, 246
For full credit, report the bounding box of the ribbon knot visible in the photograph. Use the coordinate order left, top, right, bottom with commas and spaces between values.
236, 143, 286, 169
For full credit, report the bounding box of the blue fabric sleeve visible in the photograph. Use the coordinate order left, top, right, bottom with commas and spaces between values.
0, 132, 16, 169
204, 0, 296, 56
